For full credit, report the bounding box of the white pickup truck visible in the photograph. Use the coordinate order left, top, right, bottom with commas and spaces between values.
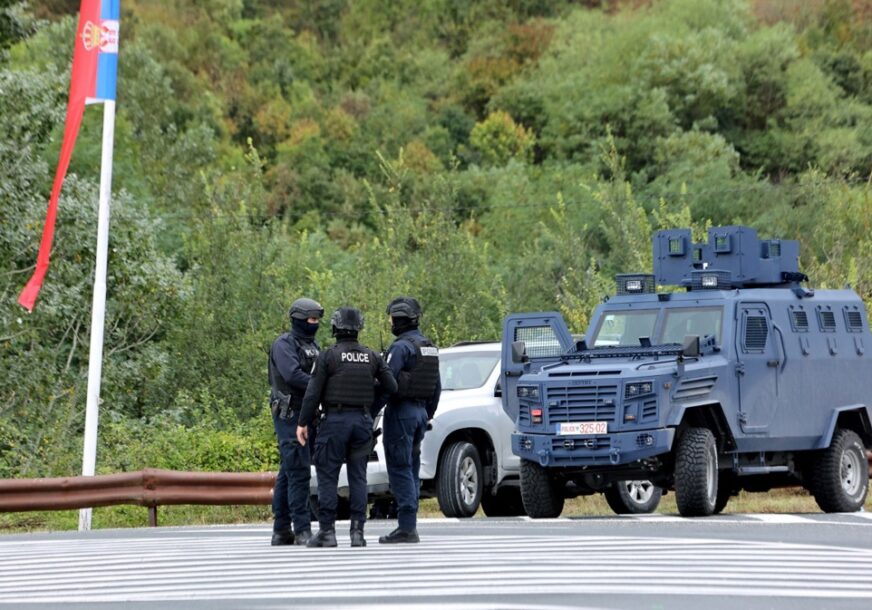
313, 342, 662, 517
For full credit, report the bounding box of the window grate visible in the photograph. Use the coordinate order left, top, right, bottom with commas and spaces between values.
744, 316, 768, 351
790, 309, 808, 333
845, 309, 863, 332
818, 310, 836, 332
515, 326, 563, 358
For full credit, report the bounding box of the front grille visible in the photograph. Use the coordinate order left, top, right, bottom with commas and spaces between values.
545, 384, 619, 423
641, 398, 658, 420
518, 403, 531, 426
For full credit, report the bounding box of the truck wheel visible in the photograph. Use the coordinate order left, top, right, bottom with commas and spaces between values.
437, 441, 483, 517
481, 486, 527, 517
810, 428, 869, 513
674, 427, 718, 517
713, 471, 735, 515
604, 480, 663, 514
520, 459, 565, 518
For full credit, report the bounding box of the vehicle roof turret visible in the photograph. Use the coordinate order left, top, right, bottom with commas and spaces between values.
616, 226, 806, 295
654, 226, 802, 289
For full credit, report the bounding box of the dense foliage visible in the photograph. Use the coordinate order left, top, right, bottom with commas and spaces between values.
1, 0, 871, 488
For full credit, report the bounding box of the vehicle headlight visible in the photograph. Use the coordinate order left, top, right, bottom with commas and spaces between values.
517, 385, 539, 399
624, 380, 654, 398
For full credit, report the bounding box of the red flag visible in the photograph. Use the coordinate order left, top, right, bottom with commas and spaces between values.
18, 0, 118, 311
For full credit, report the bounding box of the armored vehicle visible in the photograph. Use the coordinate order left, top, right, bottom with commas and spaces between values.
501, 226, 872, 517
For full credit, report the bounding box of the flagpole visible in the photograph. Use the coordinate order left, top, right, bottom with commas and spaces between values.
79, 99, 116, 532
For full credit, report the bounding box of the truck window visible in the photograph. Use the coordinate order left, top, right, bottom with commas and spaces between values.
440, 351, 500, 390
592, 311, 658, 347
660, 307, 723, 344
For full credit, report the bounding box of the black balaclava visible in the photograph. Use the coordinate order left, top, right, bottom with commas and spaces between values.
390, 316, 417, 337
333, 329, 359, 341
292, 317, 319, 338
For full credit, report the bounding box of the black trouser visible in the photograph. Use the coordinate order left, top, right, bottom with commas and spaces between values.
312, 409, 372, 529
272, 408, 314, 534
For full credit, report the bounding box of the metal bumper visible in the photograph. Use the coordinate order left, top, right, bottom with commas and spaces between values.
511, 427, 674, 468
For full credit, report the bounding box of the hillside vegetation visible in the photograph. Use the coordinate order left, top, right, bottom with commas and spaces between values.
1, 0, 870, 492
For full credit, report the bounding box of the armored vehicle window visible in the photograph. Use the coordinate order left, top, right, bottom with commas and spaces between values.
789, 308, 809, 332
515, 326, 562, 358
592, 311, 657, 347
660, 307, 723, 344
743, 315, 768, 351
844, 306, 863, 333
817, 306, 836, 333
439, 351, 499, 390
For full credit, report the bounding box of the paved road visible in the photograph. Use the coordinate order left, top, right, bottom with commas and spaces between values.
1, 513, 871, 610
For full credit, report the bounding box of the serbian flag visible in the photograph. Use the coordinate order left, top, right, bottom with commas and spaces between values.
18, 0, 120, 312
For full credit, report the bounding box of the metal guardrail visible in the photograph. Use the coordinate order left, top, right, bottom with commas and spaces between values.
0, 469, 275, 526
1, 456, 870, 527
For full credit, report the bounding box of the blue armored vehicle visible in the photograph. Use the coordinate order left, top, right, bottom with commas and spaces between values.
501, 226, 872, 517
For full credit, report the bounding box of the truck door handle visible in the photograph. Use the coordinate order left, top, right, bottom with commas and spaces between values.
767, 360, 780, 367
771, 322, 787, 373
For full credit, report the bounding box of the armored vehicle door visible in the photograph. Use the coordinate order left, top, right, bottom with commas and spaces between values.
501, 312, 574, 422
736, 303, 781, 433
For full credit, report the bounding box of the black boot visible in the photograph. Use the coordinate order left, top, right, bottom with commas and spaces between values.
350, 520, 366, 547
378, 527, 419, 544
293, 528, 312, 546
306, 527, 337, 548
271, 528, 295, 546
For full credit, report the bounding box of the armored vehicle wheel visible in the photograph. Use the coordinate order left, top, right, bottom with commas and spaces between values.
604, 480, 663, 514
437, 441, 483, 517
810, 428, 869, 513
481, 486, 527, 517
713, 471, 735, 515
674, 427, 718, 517
520, 459, 565, 518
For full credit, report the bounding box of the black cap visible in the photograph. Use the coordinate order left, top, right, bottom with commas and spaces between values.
289, 297, 324, 321
385, 296, 422, 322
331, 307, 365, 332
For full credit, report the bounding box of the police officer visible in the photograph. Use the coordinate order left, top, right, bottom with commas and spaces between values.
296, 307, 397, 547
375, 296, 440, 544
268, 297, 323, 546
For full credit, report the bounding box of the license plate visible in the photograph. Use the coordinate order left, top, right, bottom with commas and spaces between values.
558, 421, 608, 436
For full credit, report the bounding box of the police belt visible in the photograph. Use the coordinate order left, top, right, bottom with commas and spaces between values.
323, 403, 367, 413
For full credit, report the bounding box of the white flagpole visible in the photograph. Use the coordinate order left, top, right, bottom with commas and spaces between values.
79, 99, 117, 532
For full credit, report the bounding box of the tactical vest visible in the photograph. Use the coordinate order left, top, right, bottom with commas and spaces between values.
396, 337, 440, 399
294, 335, 319, 377
323, 342, 377, 406
268, 333, 319, 402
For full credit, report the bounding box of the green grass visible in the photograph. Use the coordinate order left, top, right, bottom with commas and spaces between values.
2, 487, 870, 534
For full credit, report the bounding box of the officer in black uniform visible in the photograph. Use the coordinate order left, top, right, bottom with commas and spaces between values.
268, 297, 323, 546
296, 307, 397, 548
374, 296, 440, 544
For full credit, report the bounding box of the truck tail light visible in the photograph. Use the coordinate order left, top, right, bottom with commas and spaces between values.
531, 408, 543, 424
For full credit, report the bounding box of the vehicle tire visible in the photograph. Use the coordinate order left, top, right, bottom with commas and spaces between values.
308, 495, 351, 521
368, 498, 398, 520
713, 470, 735, 515
480, 486, 527, 517
520, 459, 565, 518
809, 428, 869, 513
604, 480, 663, 514
437, 441, 484, 518
674, 427, 718, 517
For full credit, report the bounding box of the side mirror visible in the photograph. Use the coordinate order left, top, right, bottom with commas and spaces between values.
511, 341, 527, 364
682, 335, 700, 358
493, 380, 502, 398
